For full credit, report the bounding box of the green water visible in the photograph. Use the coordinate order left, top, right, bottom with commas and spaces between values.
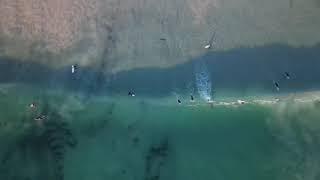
1, 86, 320, 180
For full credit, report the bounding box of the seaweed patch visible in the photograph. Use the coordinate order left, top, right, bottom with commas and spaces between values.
42, 111, 77, 180
144, 138, 170, 180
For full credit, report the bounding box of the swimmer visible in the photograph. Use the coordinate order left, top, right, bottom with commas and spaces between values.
71, 64, 77, 74
128, 91, 135, 97
273, 81, 280, 91
177, 99, 182, 104
284, 72, 291, 79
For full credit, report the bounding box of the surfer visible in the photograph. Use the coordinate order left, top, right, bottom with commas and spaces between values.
204, 31, 216, 49
71, 64, 77, 74
284, 72, 291, 79
128, 91, 135, 97
177, 99, 182, 104
204, 44, 211, 49
273, 81, 280, 91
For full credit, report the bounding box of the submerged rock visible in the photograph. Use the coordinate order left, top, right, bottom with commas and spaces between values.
144, 137, 170, 180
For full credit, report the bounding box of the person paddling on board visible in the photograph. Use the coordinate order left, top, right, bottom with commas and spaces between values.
71, 64, 78, 74
204, 31, 216, 49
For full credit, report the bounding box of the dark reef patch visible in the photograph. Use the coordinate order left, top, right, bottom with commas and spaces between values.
144, 137, 170, 180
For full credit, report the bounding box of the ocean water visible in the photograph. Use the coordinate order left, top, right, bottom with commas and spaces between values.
1, 45, 320, 180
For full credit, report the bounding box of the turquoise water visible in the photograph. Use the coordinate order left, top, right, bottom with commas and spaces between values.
1, 86, 320, 180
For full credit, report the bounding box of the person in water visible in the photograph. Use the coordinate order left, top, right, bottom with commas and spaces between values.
177, 99, 182, 104
273, 81, 280, 91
